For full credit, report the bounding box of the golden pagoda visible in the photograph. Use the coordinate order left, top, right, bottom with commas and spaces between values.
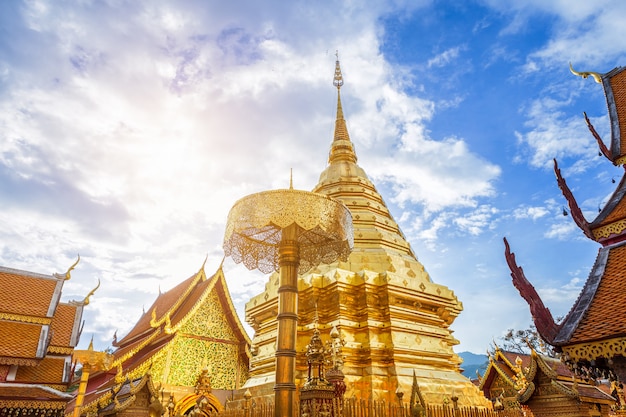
244, 56, 491, 407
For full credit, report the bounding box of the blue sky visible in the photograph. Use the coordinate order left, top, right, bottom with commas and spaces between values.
1, 1, 625, 354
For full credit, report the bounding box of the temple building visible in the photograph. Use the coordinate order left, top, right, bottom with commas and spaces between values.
243, 58, 491, 407
478, 347, 615, 417
0, 259, 93, 416
505, 65, 626, 396
66, 262, 251, 416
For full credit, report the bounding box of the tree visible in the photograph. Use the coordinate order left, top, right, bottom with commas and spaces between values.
498, 322, 559, 358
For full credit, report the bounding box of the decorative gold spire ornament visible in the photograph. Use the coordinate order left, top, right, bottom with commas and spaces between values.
223, 187, 353, 417
55, 254, 80, 280
569, 62, 602, 83
82, 279, 100, 305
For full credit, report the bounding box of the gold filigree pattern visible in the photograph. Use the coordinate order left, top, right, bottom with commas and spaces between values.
561, 336, 626, 362
593, 219, 626, 239
0, 400, 66, 409
179, 292, 238, 342
47, 346, 73, 355
167, 336, 241, 388
0, 312, 51, 325
224, 189, 353, 274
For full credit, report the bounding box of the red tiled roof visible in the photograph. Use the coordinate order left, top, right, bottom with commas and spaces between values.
0, 382, 72, 401
567, 243, 626, 343
50, 303, 79, 348
115, 272, 200, 346
0, 268, 60, 317
0, 321, 44, 359
15, 355, 67, 384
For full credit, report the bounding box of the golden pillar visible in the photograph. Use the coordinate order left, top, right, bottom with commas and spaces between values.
72, 340, 113, 417
224, 187, 353, 417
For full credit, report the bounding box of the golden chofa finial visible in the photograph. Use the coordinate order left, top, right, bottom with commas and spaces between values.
570, 62, 602, 83
55, 254, 80, 280
333, 50, 344, 89
83, 279, 100, 305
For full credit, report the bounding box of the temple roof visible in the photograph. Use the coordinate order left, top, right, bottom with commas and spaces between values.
0, 382, 73, 401
49, 303, 82, 349
71, 263, 251, 416
555, 241, 626, 345
479, 348, 614, 404
0, 266, 64, 318
0, 264, 85, 366
602, 66, 626, 163
507, 64, 626, 355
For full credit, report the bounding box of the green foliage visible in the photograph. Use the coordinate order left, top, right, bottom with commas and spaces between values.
499, 322, 558, 357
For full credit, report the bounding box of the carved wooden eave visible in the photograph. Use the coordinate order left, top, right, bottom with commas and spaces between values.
584, 112, 613, 163
602, 66, 626, 163
516, 381, 535, 403
532, 350, 557, 379
572, 64, 626, 164
589, 171, 626, 244
503, 238, 559, 344
553, 159, 594, 240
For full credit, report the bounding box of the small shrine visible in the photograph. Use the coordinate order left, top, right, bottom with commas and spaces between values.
479, 347, 615, 417
66, 262, 251, 416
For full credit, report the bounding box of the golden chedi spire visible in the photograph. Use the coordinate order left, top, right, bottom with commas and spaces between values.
245, 57, 491, 408
329, 52, 357, 165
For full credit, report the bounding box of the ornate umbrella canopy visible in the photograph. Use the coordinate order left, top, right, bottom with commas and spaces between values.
223, 188, 353, 274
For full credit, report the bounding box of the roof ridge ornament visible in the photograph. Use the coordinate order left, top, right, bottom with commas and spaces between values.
55, 254, 80, 280
82, 279, 100, 305
569, 62, 602, 84
333, 50, 343, 90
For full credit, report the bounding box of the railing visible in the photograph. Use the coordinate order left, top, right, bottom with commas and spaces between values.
220, 398, 526, 417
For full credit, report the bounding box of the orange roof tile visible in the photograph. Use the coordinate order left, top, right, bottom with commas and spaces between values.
0, 267, 60, 317
15, 356, 67, 384
50, 303, 80, 348
0, 320, 45, 359
565, 243, 626, 344
115, 272, 200, 346
0, 382, 72, 401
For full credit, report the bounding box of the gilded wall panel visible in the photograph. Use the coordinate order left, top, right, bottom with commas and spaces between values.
179, 291, 237, 342
167, 337, 241, 389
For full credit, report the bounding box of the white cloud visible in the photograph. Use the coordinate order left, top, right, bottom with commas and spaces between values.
512, 205, 549, 220
544, 220, 578, 240
428, 46, 463, 68
454, 205, 499, 236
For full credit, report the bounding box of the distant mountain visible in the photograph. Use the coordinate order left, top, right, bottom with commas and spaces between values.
458, 351, 488, 379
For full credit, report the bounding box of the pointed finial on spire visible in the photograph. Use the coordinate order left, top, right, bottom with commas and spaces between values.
333, 50, 344, 90
289, 168, 293, 190
201, 253, 208, 272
